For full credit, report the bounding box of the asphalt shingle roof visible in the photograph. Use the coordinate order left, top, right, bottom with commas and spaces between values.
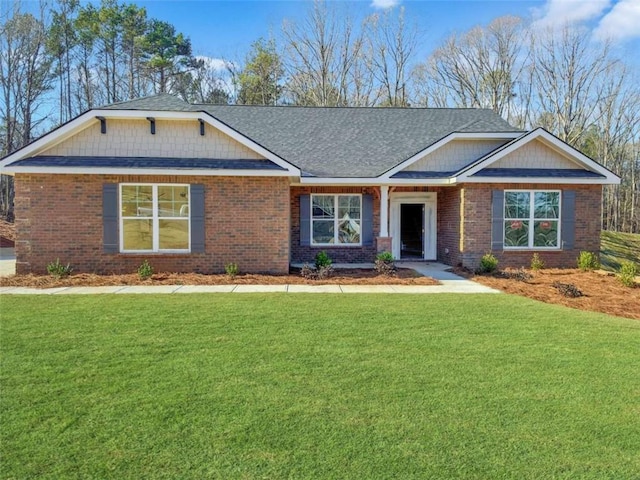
98, 94, 521, 178
14, 156, 284, 171
472, 168, 604, 178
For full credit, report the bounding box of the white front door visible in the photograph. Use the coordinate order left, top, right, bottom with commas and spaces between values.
390, 192, 437, 260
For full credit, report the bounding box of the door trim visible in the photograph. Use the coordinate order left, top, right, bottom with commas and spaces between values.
390, 192, 437, 260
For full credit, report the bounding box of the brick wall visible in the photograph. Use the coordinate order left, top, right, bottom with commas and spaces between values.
459, 183, 602, 269
436, 186, 462, 266
15, 174, 290, 274
290, 186, 380, 264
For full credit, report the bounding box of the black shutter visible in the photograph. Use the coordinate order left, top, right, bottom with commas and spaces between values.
300, 195, 310, 246
561, 190, 576, 250
190, 184, 205, 253
362, 194, 374, 247
491, 190, 504, 251
103, 184, 118, 253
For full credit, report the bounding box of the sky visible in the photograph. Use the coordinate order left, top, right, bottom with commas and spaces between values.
133, 0, 640, 67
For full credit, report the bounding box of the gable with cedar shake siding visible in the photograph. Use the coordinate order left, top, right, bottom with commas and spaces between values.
0, 94, 620, 274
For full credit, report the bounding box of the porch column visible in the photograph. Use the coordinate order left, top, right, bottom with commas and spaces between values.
380, 185, 389, 237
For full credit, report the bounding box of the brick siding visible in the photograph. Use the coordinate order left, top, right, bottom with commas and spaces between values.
291, 186, 380, 264
15, 174, 290, 275
458, 183, 602, 269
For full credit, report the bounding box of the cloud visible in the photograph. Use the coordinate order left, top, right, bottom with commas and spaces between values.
594, 0, 640, 41
370, 0, 401, 10
195, 56, 234, 72
532, 0, 611, 28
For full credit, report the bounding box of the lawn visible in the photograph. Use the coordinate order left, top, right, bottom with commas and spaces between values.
601, 230, 640, 271
1, 294, 639, 479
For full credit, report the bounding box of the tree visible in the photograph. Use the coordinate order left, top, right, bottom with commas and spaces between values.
282, 0, 362, 106
415, 16, 524, 117
140, 19, 194, 94
237, 39, 283, 105
364, 7, 418, 107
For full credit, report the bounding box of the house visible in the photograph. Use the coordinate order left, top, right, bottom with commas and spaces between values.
0, 94, 620, 275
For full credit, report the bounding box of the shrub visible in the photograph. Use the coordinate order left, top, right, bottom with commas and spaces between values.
225, 262, 239, 279
577, 251, 600, 271
137, 260, 153, 280
552, 282, 583, 298
530, 253, 544, 271
374, 251, 396, 276
314, 251, 332, 270
47, 258, 73, 278
300, 263, 334, 280
618, 261, 638, 288
478, 253, 498, 274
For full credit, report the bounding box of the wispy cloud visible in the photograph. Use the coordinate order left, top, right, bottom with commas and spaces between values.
370, 0, 401, 10
594, 0, 640, 42
531, 0, 640, 43
532, 0, 611, 28
195, 56, 233, 72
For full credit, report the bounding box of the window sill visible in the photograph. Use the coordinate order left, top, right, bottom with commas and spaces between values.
309, 245, 363, 248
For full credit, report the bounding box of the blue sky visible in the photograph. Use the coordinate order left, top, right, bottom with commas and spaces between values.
134, 0, 640, 65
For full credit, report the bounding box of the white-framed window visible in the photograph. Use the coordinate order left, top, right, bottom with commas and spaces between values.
311, 194, 362, 245
504, 190, 560, 249
120, 184, 190, 252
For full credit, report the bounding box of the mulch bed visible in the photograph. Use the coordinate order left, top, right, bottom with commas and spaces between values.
0, 268, 439, 288
0, 219, 15, 247
456, 267, 640, 320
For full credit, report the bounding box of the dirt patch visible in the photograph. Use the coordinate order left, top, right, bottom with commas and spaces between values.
456, 268, 640, 320
0, 268, 439, 288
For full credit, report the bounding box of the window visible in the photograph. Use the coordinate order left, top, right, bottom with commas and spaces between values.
504, 190, 560, 249
311, 194, 361, 245
120, 184, 190, 252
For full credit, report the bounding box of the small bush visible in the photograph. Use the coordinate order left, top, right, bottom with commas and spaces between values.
478, 253, 499, 274
314, 251, 332, 270
530, 253, 544, 271
300, 263, 334, 280
552, 282, 583, 298
374, 251, 396, 276
137, 260, 153, 280
618, 261, 638, 288
225, 262, 239, 279
47, 258, 73, 278
577, 251, 600, 271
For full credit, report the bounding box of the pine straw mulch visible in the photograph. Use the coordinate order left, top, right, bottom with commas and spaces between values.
0, 268, 439, 288
456, 267, 640, 320
0, 219, 15, 246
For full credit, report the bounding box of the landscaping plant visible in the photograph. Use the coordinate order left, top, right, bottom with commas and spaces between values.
530, 253, 544, 271
46, 259, 73, 279
225, 262, 239, 279
577, 251, 600, 271
478, 253, 499, 274
618, 261, 638, 288
137, 260, 153, 280
314, 251, 332, 270
374, 251, 396, 276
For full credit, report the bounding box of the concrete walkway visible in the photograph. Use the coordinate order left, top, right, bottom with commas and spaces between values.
0, 261, 500, 295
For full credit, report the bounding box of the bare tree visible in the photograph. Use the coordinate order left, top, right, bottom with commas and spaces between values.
282, 1, 362, 106
364, 7, 418, 107
415, 16, 524, 116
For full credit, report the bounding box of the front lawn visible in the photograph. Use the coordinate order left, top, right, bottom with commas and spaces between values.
1, 294, 639, 479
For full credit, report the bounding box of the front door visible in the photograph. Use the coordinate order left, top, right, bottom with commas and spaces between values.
400, 204, 424, 259
390, 192, 437, 261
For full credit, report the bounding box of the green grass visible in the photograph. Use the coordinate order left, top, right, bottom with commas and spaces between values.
2, 294, 639, 479
601, 230, 640, 271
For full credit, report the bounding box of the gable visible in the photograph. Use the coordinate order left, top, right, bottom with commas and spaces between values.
402, 139, 509, 173
489, 139, 579, 170
41, 118, 265, 160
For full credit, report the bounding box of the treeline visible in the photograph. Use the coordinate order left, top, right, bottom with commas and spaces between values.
1, 0, 638, 232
